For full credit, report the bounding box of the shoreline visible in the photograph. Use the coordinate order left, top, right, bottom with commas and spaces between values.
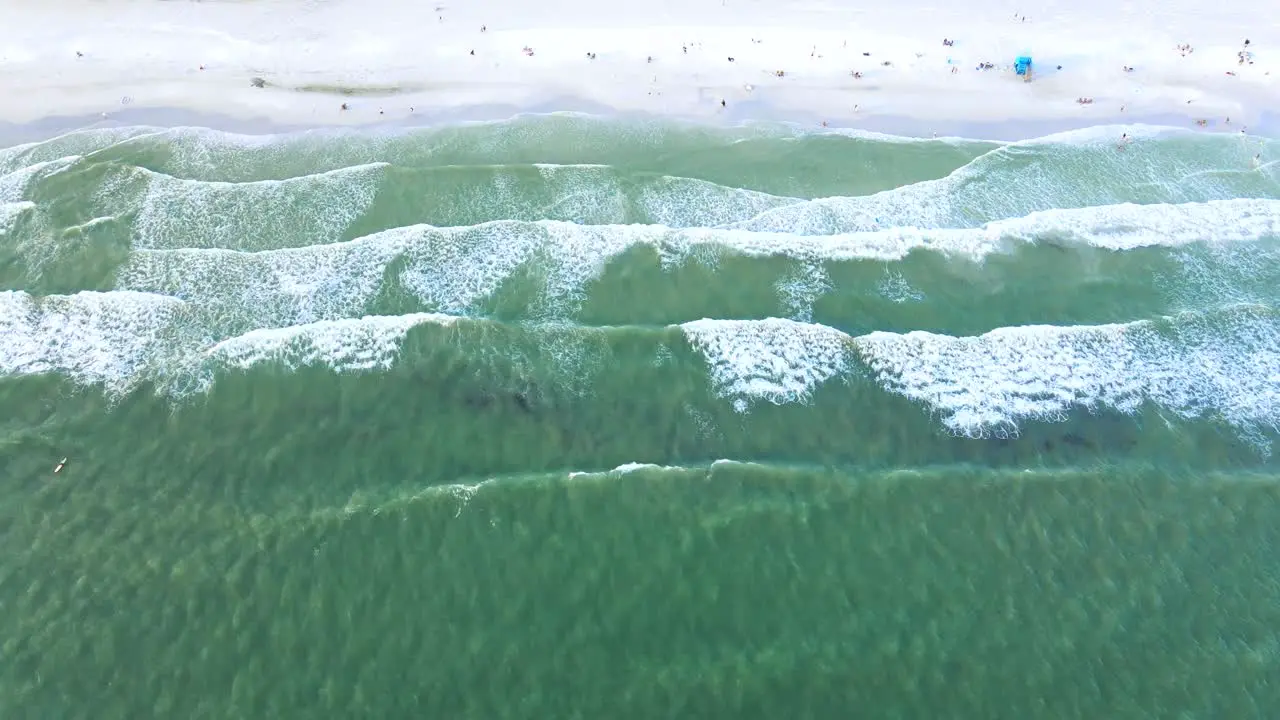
2, 101, 1277, 152
3, 0, 1276, 146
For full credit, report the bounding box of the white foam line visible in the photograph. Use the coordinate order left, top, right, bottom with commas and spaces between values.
1006, 123, 1184, 147
668, 198, 1280, 265
125, 162, 388, 251
854, 307, 1280, 439
134, 159, 390, 188
205, 312, 458, 373
0, 141, 40, 173
61, 215, 117, 234
796, 122, 1184, 149
671, 197, 1280, 260
0, 287, 466, 396
769, 121, 1000, 147
0, 118, 944, 176
565, 462, 690, 480
984, 198, 1280, 251
679, 309, 1279, 447
707, 198, 1280, 258
1, 128, 165, 176
0, 289, 190, 396
0, 201, 35, 235
681, 317, 852, 412
89, 123, 608, 181
610, 462, 674, 474
8, 118, 1236, 189
0, 155, 81, 202
118, 229, 411, 335
531, 162, 612, 170
711, 459, 761, 469
1, 117, 1261, 166
395, 162, 800, 230
727, 132, 1278, 234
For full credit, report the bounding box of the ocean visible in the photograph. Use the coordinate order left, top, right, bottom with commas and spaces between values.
2, 114, 1279, 718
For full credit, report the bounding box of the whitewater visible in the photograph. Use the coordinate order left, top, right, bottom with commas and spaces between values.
1, 117, 1277, 452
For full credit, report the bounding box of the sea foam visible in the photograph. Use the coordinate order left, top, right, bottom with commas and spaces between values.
113, 199, 1280, 337
676, 307, 1279, 447
0, 290, 190, 396
681, 317, 852, 413
728, 133, 1278, 234
123, 163, 388, 251
206, 313, 458, 373
854, 306, 1280, 439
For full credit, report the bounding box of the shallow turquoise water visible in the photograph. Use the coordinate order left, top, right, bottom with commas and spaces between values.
2, 114, 1279, 718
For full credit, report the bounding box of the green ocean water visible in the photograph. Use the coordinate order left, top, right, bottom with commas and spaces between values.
2, 114, 1280, 717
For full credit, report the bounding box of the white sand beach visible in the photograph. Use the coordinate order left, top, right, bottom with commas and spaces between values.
2, 0, 1276, 134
